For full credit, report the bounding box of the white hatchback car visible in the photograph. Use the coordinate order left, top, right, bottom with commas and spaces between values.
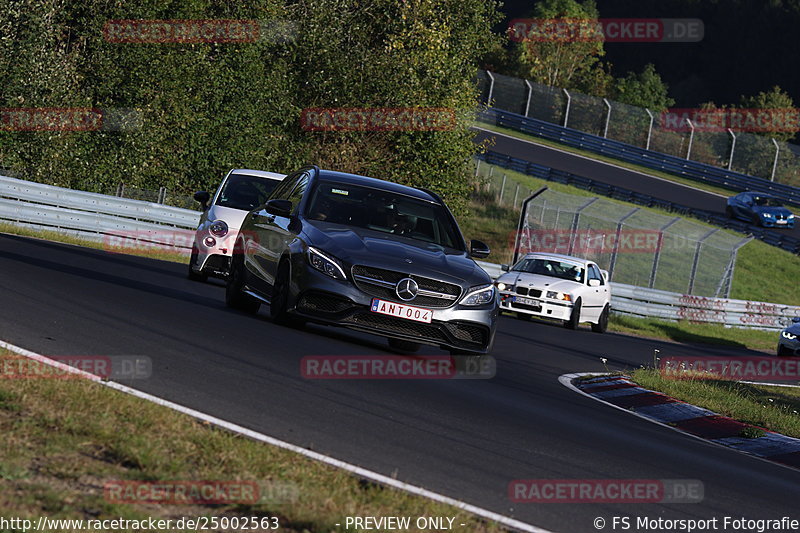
188, 169, 285, 281
494, 252, 611, 332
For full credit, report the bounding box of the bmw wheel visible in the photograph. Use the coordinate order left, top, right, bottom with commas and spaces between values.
564, 298, 582, 330
591, 304, 609, 333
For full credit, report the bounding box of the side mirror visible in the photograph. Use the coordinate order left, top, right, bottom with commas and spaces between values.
194, 191, 210, 210
589, 279, 601, 287
501, 264, 510, 272
469, 239, 491, 259
265, 199, 292, 218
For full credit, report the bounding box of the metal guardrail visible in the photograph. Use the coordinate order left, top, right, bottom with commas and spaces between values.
477, 149, 800, 255
480, 108, 800, 208
476, 261, 797, 331
0, 175, 793, 331
0, 175, 199, 249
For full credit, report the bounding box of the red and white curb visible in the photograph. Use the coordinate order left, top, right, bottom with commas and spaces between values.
560, 373, 800, 471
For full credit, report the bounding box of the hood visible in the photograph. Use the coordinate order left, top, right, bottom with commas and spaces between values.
206, 204, 250, 231
753, 205, 793, 217
303, 221, 487, 285
784, 323, 800, 335
496, 271, 583, 294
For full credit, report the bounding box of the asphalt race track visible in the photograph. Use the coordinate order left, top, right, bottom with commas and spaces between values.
2, 234, 799, 531
473, 127, 800, 243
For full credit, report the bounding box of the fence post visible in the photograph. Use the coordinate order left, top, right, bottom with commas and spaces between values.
486, 71, 495, 106
727, 129, 736, 170
771, 138, 780, 181
645, 109, 654, 150
607, 207, 640, 278
567, 197, 599, 255
513, 184, 520, 208
512, 187, 549, 264
686, 119, 695, 160
649, 218, 680, 289
524, 80, 533, 118
687, 228, 719, 295
499, 174, 507, 204
603, 99, 612, 138
158, 187, 167, 204
474, 159, 481, 177
562, 89, 571, 128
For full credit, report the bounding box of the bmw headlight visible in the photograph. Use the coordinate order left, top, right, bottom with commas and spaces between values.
495, 281, 512, 292
789, 214, 796, 219
546, 291, 572, 301
762, 212, 774, 218
460, 284, 495, 306
782, 331, 798, 341
209, 220, 229, 237
307, 246, 346, 280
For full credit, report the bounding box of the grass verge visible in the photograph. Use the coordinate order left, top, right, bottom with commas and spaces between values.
627, 368, 800, 439
0, 349, 504, 532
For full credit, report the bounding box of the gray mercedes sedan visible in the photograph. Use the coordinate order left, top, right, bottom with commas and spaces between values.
225, 166, 498, 355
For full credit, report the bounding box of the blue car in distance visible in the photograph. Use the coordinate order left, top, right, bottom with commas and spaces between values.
778, 317, 800, 356
726, 191, 795, 228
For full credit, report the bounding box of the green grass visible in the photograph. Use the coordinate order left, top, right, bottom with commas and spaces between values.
0, 349, 506, 532
628, 368, 800, 439
475, 121, 741, 198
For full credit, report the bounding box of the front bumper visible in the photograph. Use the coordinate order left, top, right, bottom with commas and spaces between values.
760, 218, 795, 228
778, 339, 800, 356
195, 229, 239, 277
498, 290, 572, 321
287, 263, 497, 354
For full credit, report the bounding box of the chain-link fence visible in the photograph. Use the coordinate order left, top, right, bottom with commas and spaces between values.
477, 70, 800, 186
512, 188, 751, 297
101, 183, 198, 210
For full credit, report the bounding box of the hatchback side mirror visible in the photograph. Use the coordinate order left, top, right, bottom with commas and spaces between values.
469, 239, 491, 259
265, 199, 292, 218
194, 191, 210, 210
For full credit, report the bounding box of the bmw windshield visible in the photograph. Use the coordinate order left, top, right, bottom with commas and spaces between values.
306, 181, 464, 251
512, 257, 586, 283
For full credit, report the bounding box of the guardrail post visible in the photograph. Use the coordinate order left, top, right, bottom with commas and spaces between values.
727, 129, 736, 170
603, 99, 612, 138
685, 119, 695, 160
486, 71, 495, 106
524, 80, 533, 118
607, 207, 640, 278
645, 109, 654, 150
499, 174, 507, 204
567, 197, 599, 255
687, 228, 719, 295
648, 218, 680, 289
771, 138, 780, 181
562, 89, 571, 128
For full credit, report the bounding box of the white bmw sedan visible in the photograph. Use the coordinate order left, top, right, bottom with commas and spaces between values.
495, 252, 611, 332
188, 169, 285, 281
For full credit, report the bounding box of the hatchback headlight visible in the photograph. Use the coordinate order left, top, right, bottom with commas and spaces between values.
307, 247, 346, 280
460, 285, 495, 306
546, 291, 572, 301
209, 220, 229, 237
782, 331, 798, 341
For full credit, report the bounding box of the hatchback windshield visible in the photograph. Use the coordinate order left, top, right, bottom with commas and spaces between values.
306, 181, 464, 250
215, 174, 280, 211
512, 257, 585, 283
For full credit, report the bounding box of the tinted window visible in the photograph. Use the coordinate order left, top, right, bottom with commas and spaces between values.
215, 174, 280, 211
306, 181, 464, 250
270, 172, 302, 201
512, 257, 585, 283
287, 173, 310, 214
588, 264, 604, 285
753, 196, 782, 207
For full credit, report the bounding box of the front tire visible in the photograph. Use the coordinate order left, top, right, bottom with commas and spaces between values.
778, 344, 793, 357
591, 304, 610, 333
225, 255, 260, 314
270, 259, 304, 327
187, 246, 208, 282
564, 298, 582, 330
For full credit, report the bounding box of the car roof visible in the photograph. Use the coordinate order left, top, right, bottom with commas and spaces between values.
520, 252, 594, 265
316, 169, 438, 203
229, 169, 286, 181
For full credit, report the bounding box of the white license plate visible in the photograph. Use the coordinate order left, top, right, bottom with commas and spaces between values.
514, 296, 540, 307
370, 299, 432, 323
777, 219, 788, 224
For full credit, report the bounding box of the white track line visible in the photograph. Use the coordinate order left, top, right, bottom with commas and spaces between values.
0, 339, 553, 533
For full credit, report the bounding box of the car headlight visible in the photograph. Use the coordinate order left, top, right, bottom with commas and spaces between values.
762, 212, 774, 218
209, 220, 229, 237
495, 281, 512, 292
460, 284, 495, 306
789, 214, 795, 219
307, 246, 346, 280
782, 331, 798, 341
546, 291, 572, 301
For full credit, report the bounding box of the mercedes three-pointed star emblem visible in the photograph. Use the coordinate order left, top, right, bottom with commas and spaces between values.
395, 277, 419, 301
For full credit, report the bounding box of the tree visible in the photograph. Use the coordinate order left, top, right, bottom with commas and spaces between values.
612, 64, 675, 111
739, 86, 796, 142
